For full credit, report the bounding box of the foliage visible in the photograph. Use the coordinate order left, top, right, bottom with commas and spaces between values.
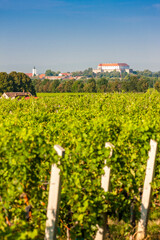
96, 78, 108, 92
0, 72, 14, 92
96, 70, 121, 78
0, 72, 36, 95
45, 69, 60, 76
33, 75, 156, 93
0, 93, 160, 239
83, 79, 97, 92
72, 68, 95, 78
154, 81, 160, 92
72, 80, 84, 92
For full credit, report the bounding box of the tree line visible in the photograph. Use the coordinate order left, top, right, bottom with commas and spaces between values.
1, 71, 160, 95
33, 75, 160, 93
44, 68, 160, 79
0, 72, 36, 96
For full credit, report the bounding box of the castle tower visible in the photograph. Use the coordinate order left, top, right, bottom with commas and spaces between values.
32, 66, 37, 76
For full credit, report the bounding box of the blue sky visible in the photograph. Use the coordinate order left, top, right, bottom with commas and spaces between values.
0, 0, 160, 73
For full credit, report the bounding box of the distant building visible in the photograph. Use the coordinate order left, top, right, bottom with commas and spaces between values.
25, 73, 33, 78
93, 63, 131, 74
25, 66, 38, 78
32, 66, 37, 76
67, 77, 74, 80
1, 92, 32, 99
59, 72, 71, 77
75, 76, 83, 80
39, 74, 46, 79
45, 76, 64, 80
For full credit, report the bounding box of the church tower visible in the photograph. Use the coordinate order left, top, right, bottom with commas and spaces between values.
32, 66, 37, 76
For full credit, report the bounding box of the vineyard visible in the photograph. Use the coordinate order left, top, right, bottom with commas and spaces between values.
0, 91, 160, 239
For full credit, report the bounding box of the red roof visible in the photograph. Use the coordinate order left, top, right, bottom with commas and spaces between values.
99, 63, 129, 67
45, 76, 63, 79
25, 73, 32, 77
61, 73, 70, 76
25, 97, 38, 99
39, 74, 45, 79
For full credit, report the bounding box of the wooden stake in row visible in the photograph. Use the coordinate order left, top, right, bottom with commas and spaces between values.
95, 139, 157, 240
44, 139, 157, 240
95, 142, 114, 240
44, 145, 65, 240
136, 139, 157, 240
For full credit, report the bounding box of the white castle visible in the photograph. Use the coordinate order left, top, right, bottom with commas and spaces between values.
93, 63, 131, 74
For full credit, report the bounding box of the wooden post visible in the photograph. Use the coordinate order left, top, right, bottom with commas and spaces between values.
136, 139, 157, 240
45, 145, 65, 240
95, 142, 114, 240
67, 228, 70, 240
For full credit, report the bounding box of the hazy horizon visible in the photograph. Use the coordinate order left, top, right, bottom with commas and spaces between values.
0, 63, 160, 74
0, 0, 160, 73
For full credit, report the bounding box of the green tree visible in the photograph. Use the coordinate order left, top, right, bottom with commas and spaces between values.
72, 80, 84, 92
142, 70, 152, 77
109, 70, 121, 78
57, 82, 65, 92
83, 79, 97, 92
121, 80, 130, 92
72, 71, 83, 77
33, 79, 41, 92
83, 68, 95, 78
64, 80, 75, 92
9, 72, 36, 95
96, 72, 110, 78
121, 75, 140, 92
154, 81, 160, 92
45, 69, 54, 76
51, 80, 60, 92
45, 70, 61, 76
96, 78, 108, 92
108, 79, 121, 92
0, 72, 14, 93
43, 80, 53, 92
137, 78, 149, 92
